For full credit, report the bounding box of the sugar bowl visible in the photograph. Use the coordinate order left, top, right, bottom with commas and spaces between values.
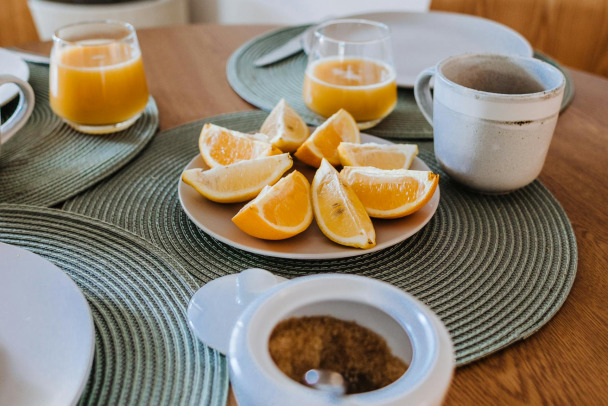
188, 269, 455, 406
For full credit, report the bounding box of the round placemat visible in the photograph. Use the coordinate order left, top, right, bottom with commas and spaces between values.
64, 111, 577, 366
0, 204, 228, 405
227, 25, 574, 139
0, 63, 159, 206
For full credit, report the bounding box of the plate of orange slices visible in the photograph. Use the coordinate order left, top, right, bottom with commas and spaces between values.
179, 103, 439, 259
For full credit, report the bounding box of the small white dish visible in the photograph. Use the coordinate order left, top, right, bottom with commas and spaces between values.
302, 11, 533, 87
0, 48, 30, 106
188, 269, 455, 406
0, 242, 95, 406
178, 133, 440, 259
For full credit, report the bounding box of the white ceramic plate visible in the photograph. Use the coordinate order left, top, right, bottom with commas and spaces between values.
303, 11, 533, 87
0, 48, 30, 106
0, 243, 95, 406
178, 133, 440, 259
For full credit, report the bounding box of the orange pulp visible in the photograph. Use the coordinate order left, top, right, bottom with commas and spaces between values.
50, 42, 149, 125
303, 57, 397, 122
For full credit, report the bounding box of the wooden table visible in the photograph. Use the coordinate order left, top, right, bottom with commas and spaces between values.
23, 24, 608, 405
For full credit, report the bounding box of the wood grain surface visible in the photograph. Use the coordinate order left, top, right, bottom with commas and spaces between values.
3, 0, 608, 79
0, 0, 38, 47
21, 24, 608, 405
431, 0, 608, 78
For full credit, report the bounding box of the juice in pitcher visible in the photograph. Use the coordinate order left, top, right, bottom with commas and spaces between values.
50, 21, 149, 134
303, 57, 397, 125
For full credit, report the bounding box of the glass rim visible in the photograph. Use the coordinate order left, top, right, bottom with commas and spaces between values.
52, 20, 136, 46
314, 19, 391, 44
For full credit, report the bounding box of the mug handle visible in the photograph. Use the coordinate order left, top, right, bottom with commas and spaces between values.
0, 75, 35, 144
414, 67, 436, 127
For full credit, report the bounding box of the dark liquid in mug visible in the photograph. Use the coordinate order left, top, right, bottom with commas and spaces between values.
444, 59, 546, 94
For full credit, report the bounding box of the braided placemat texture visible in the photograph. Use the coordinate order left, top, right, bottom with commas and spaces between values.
0, 63, 159, 206
64, 111, 577, 366
226, 25, 574, 140
0, 204, 228, 406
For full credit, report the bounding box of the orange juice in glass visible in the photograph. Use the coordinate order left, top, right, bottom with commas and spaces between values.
303, 19, 397, 129
50, 21, 149, 134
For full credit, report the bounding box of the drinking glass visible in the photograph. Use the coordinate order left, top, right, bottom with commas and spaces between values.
50, 20, 149, 134
303, 19, 397, 129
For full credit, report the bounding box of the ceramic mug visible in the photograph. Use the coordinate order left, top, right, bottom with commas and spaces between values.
0, 75, 35, 154
414, 53, 565, 194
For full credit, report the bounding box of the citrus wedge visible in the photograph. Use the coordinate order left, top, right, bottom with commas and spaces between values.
312, 159, 375, 249
232, 171, 313, 240
181, 153, 293, 203
270, 146, 284, 155
338, 142, 419, 170
294, 109, 360, 168
260, 99, 310, 152
339, 167, 439, 219
198, 123, 274, 168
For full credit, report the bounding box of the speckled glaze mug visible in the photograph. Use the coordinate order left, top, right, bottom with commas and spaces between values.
414, 54, 565, 194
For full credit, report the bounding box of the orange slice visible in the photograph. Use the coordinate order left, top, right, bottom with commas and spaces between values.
181, 153, 293, 203
339, 167, 438, 219
198, 123, 274, 168
260, 99, 310, 152
294, 109, 360, 168
232, 171, 312, 240
338, 142, 418, 170
312, 159, 375, 249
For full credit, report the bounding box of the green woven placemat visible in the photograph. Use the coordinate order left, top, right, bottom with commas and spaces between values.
0, 63, 159, 206
0, 204, 228, 406
227, 25, 574, 140
64, 111, 577, 366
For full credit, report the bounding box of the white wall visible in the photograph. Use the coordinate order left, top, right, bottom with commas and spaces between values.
190, 0, 431, 24
29, 0, 189, 40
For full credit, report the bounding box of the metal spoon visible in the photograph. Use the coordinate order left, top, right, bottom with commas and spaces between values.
304, 369, 347, 396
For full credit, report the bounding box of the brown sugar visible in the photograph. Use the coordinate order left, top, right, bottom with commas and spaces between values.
268, 315, 408, 394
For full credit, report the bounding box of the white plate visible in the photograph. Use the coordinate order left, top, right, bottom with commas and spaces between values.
178, 134, 440, 260
0, 243, 95, 406
303, 11, 533, 88
0, 48, 30, 106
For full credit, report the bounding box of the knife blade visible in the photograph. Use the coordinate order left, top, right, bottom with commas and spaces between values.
253, 18, 338, 67
253, 32, 306, 67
